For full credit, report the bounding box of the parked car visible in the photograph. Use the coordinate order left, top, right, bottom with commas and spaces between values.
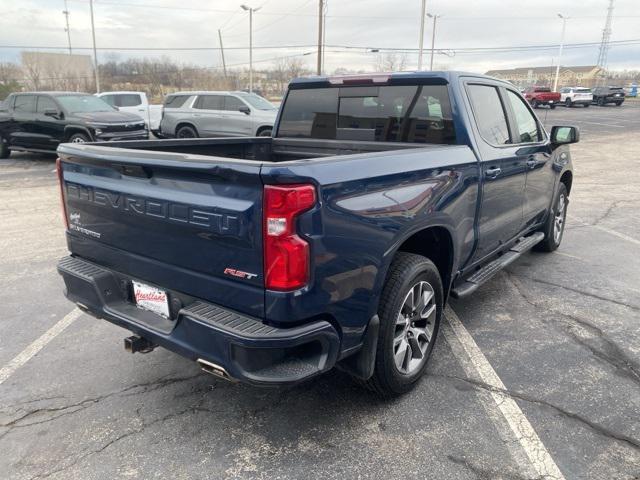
592, 86, 625, 106
97, 91, 162, 135
159, 91, 277, 139
559, 87, 592, 107
56, 72, 577, 396
0, 92, 147, 158
523, 86, 561, 109
624, 84, 638, 97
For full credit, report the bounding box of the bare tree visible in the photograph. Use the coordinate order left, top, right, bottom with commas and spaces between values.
373, 52, 408, 72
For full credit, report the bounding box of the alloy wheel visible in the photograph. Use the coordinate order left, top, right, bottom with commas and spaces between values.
393, 281, 436, 375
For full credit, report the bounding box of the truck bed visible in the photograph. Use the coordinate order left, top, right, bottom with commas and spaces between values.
69, 136, 429, 163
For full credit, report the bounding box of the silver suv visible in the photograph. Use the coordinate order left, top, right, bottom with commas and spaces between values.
160, 91, 278, 138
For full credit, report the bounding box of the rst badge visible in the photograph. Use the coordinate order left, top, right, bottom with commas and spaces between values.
223, 268, 258, 280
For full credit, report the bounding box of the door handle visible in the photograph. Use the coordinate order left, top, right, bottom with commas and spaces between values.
526, 158, 538, 169
485, 166, 502, 178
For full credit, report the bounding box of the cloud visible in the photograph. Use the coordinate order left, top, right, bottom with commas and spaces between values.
0, 0, 638, 72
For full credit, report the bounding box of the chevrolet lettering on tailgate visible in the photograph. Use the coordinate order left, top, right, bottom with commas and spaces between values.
65, 183, 240, 235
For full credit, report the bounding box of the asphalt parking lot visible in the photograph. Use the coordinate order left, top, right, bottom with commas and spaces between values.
1, 101, 639, 480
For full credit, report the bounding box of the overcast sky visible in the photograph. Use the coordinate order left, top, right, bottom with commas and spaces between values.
1, 0, 638, 73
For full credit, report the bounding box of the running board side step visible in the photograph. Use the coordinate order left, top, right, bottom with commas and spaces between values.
450, 232, 544, 299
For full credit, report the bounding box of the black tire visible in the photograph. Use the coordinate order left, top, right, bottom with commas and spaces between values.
0, 134, 10, 159
68, 132, 90, 143
615, 101, 623, 106
535, 183, 568, 253
532, 100, 539, 109
176, 125, 198, 139
565, 98, 572, 107
365, 252, 443, 397
258, 128, 272, 137
550, 104, 556, 109
583, 103, 590, 108
597, 97, 605, 106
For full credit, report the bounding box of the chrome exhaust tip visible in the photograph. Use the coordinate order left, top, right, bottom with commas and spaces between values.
196, 358, 233, 382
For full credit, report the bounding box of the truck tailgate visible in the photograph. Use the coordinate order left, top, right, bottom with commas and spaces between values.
58, 144, 265, 317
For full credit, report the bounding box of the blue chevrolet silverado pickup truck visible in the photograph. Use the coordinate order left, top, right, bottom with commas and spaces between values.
56, 71, 577, 396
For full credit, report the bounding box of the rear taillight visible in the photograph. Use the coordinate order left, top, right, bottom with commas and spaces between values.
56, 158, 69, 229
263, 184, 316, 291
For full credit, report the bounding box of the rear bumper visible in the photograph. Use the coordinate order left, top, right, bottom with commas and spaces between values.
57, 255, 340, 385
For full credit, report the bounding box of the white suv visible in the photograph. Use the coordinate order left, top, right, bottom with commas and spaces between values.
159, 91, 278, 138
559, 87, 593, 108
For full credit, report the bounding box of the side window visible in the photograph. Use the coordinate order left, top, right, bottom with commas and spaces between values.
36, 96, 58, 113
224, 96, 245, 111
506, 90, 541, 143
101, 95, 115, 107
195, 95, 223, 110
164, 95, 190, 108
117, 94, 142, 107
467, 84, 510, 145
14, 95, 37, 113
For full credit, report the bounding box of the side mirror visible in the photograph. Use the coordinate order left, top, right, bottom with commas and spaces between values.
44, 108, 61, 118
239, 106, 251, 115
550, 125, 579, 146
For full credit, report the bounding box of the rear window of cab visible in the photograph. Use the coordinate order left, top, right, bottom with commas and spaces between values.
278, 85, 456, 145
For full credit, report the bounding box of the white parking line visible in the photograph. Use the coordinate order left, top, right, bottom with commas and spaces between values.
0, 309, 82, 385
569, 215, 640, 247
443, 306, 566, 480
568, 120, 625, 128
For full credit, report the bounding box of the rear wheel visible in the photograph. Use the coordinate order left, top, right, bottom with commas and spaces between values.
535, 183, 568, 252
365, 253, 442, 397
258, 128, 272, 137
597, 97, 605, 106
565, 98, 572, 107
550, 104, 556, 109
0, 134, 10, 159
176, 125, 198, 139
583, 103, 590, 108
615, 101, 623, 106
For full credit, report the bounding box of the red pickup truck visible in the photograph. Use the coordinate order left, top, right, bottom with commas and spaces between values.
524, 86, 561, 109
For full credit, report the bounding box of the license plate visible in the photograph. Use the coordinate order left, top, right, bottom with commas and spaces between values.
132, 281, 170, 318
548, 100, 554, 103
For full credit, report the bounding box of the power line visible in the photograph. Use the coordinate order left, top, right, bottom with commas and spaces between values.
3, 38, 639, 54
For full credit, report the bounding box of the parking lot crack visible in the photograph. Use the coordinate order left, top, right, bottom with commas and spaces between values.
505, 274, 640, 386
447, 454, 544, 480
0, 372, 203, 436
434, 373, 640, 452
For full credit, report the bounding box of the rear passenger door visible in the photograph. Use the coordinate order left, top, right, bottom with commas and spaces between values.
465, 83, 527, 263
503, 89, 554, 228
10, 94, 38, 148
193, 95, 225, 136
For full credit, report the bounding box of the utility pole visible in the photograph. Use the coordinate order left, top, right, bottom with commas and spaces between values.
418, 0, 426, 70
427, 13, 440, 71
63, 0, 72, 54
218, 29, 228, 79
317, 0, 324, 75
89, 0, 100, 93
241, 4, 261, 93
553, 13, 568, 92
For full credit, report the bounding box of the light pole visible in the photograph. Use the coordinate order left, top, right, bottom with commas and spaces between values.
427, 13, 440, 71
553, 13, 568, 92
417, 0, 426, 70
241, 4, 261, 93
89, 0, 100, 92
